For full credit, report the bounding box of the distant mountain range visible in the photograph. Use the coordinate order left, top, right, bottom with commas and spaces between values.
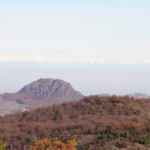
128, 92, 150, 99
0, 78, 83, 115
98, 93, 150, 98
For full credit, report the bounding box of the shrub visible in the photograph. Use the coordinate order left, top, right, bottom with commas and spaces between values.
0, 141, 6, 150
30, 138, 77, 150
138, 135, 150, 145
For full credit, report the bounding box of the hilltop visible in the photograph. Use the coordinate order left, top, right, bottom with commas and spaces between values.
0, 78, 83, 115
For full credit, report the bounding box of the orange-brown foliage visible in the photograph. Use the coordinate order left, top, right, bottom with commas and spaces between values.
30, 138, 77, 150
0, 96, 150, 149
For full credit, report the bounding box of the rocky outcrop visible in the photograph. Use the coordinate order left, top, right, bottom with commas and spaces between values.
0, 78, 83, 115
18, 78, 83, 101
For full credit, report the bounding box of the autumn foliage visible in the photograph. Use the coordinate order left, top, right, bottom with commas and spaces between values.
0, 141, 6, 150
0, 96, 150, 149
30, 138, 77, 150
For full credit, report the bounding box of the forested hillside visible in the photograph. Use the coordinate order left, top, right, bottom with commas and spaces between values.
0, 96, 150, 150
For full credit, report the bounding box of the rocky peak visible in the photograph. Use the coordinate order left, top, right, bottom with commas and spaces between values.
18, 78, 83, 100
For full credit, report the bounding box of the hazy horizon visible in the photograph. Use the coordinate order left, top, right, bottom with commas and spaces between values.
0, 63, 150, 96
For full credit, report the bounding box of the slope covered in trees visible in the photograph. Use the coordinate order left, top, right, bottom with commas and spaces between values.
0, 96, 150, 149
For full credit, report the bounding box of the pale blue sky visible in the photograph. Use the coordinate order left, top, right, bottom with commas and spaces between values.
0, 0, 150, 63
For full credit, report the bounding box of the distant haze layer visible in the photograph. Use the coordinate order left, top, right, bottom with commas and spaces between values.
0, 63, 150, 95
